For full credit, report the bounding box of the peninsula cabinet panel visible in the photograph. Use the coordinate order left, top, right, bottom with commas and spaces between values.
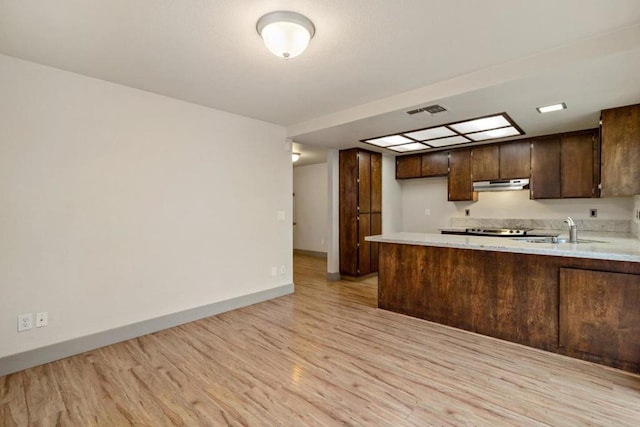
378, 242, 640, 372
561, 131, 598, 198
601, 103, 640, 197
448, 149, 476, 201
339, 148, 382, 276
559, 268, 640, 369
396, 155, 421, 179
421, 151, 449, 177
530, 136, 561, 199
471, 145, 499, 181
499, 140, 531, 179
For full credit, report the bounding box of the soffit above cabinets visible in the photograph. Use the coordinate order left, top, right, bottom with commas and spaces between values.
361, 113, 525, 153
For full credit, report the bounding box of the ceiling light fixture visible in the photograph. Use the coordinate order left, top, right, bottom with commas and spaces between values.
257, 11, 315, 59
362, 113, 524, 153
292, 152, 301, 162
537, 103, 567, 113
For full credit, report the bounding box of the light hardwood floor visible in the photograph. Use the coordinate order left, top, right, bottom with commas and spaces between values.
2, 254, 640, 426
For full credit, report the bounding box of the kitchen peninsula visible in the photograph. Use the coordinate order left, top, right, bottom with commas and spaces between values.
367, 231, 640, 373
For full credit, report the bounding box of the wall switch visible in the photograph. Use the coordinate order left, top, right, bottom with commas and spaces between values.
271, 266, 277, 277
424, 208, 431, 216
590, 208, 598, 218
18, 313, 33, 332
277, 211, 286, 221
280, 265, 285, 275
36, 312, 48, 328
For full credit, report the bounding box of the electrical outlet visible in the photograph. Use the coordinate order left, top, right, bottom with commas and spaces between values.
271, 266, 277, 276
276, 211, 286, 221
424, 208, 431, 216
36, 312, 48, 328
280, 265, 285, 275
18, 313, 33, 332
590, 208, 598, 218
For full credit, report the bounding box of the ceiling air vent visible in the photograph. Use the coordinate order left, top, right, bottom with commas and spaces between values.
424, 104, 447, 114
406, 104, 447, 115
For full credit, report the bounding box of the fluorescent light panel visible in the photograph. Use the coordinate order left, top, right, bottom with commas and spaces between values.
537, 103, 567, 113
427, 135, 470, 147
403, 126, 455, 141
361, 113, 523, 153
387, 142, 428, 152
449, 115, 511, 134
467, 126, 520, 141
365, 135, 413, 147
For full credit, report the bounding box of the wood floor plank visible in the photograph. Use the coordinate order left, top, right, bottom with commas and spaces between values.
2, 254, 640, 425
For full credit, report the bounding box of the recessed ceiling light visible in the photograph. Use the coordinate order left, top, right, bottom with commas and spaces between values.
292, 152, 301, 162
536, 103, 567, 113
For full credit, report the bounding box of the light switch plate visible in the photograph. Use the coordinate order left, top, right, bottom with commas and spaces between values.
277, 211, 286, 221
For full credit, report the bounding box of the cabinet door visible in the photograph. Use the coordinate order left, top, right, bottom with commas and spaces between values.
396, 155, 421, 179
530, 136, 561, 199
339, 150, 358, 275
471, 145, 499, 181
500, 141, 531, 179
370, 153, 382, 213
561, 132, 596, 198
601, 104, 640, 197
421, 151, 449, 177
358, 214, 371, 275
448, 149, 476, 201
560, 268, 640, 366
370, 213, 382, 273
358, 151, 371, 213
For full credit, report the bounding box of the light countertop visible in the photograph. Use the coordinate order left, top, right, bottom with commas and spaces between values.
366, 231, 640, 263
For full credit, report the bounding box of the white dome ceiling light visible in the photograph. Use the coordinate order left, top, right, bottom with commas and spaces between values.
256, 11, 315, 59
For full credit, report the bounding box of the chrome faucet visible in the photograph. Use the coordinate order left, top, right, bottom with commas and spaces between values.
564, 217, 578, 243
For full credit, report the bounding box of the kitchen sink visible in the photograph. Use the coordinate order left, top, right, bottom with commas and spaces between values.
512, 237, 605, 244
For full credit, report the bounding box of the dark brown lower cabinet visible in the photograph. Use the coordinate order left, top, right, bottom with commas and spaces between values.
377, 242, 640, 373
560, 268, 640, 368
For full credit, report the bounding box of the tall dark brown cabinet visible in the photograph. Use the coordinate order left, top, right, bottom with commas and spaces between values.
339, 148, 382, 277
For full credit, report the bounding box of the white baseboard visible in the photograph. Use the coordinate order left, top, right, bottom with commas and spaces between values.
0, 283, 294, 376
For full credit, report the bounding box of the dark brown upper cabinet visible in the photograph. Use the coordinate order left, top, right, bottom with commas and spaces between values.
531, 136, 561, 199
395, 155, 421, 179
448, 149, 476, 201
531, 130, 599, 200
471, 141, 530, 182
471, 145, 499, 181
499, 140, 531, 179
421, 151, 449, 177
561, 131, 599, 198
600, 103, 640, 197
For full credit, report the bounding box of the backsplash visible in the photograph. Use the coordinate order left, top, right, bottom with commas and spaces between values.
451, 217, 631, 233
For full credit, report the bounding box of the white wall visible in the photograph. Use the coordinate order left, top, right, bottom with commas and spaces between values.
293, 163, 327, 253
0, 54, 291, 359
402, 179, 633, 232
382, 154, 402, 233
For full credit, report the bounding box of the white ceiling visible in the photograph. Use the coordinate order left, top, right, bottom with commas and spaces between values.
1, 1, 640, 159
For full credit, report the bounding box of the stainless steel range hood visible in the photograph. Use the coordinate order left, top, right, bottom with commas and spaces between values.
473, 178, 529, 192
